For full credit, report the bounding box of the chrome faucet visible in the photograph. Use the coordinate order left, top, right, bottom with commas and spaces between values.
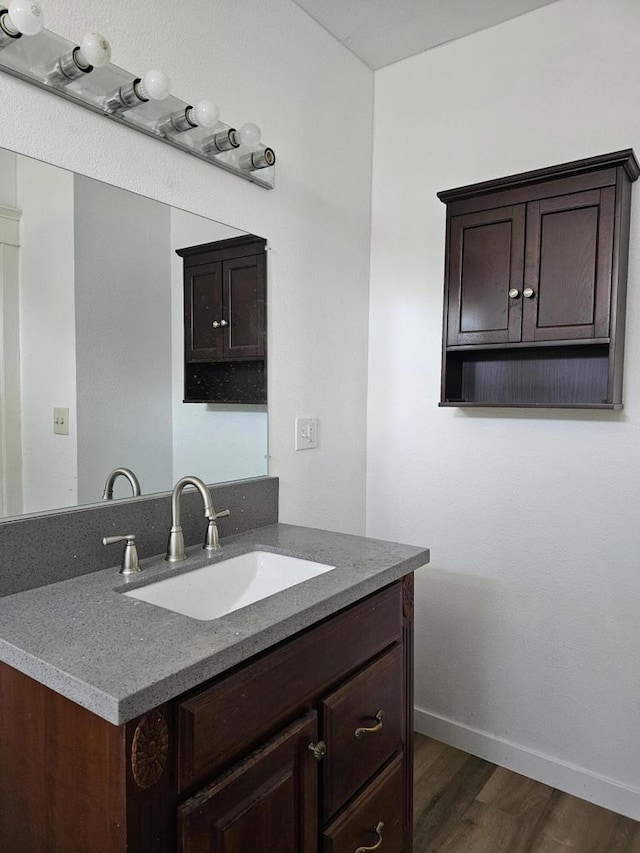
166, 476, 230, 562
102, 467, 141, 500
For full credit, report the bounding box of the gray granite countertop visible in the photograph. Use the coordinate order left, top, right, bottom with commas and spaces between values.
0, 523, 429, 725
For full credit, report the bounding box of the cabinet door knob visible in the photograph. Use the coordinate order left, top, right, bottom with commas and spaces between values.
355, 821, 384, 853
508, 288, 520, 299
354, 709, 384, 739
212, 321, 221, 328
220, 319, 228, 327
523, 287, 535, 298
308, 740, 326, 761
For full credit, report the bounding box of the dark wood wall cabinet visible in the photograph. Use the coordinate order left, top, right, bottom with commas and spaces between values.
178, 234, 267, 404
438, 150, 639, 409
0, 576, 415, 852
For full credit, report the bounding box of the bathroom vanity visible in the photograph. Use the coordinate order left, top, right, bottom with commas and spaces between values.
0, 519, 428, 852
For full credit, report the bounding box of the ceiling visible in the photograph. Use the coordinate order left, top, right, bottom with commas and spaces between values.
291, 0, 560, 69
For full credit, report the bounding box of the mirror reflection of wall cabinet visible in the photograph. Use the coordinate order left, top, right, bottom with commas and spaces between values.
439, 150, 639, 409
179, 235, 267, 404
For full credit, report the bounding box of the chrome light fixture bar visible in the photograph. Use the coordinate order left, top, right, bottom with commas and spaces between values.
0, 5, 276, 189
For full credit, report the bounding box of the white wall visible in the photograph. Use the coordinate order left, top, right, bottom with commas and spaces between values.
17, 158, 77, 513
369, 0, 640, 818
0, 0, 373, 534
0, 149, 16, 206
169, 208, 268, 484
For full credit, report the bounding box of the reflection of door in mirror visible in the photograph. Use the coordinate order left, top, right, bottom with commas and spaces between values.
0, 146, 269, 520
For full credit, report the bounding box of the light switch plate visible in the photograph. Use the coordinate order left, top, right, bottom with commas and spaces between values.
295, 417, 318, 450
53, 407, 69, 435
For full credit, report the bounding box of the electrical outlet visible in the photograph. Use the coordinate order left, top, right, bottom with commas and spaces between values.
53, 407, 69, 435
295, 417, 318, 450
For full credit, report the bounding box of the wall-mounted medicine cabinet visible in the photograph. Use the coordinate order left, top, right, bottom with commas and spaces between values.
438, 150, 639, 409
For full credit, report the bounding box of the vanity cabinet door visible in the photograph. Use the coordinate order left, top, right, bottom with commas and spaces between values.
446, 204, 526, 346
178, 712, 318, 853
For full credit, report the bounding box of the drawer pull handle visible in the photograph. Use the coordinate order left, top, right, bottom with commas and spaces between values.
355, 821, 384, 853
308, 740, 326, 761
354, 709, 384, 739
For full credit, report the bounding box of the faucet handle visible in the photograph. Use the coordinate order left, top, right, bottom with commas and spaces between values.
102, 534, 141, 576
203, 509, 230, 552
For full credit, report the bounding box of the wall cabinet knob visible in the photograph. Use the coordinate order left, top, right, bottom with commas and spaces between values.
220, 319, 228, 326
508, 288, 520, 299
212, 321, 221, 328
523, 287, 535, 298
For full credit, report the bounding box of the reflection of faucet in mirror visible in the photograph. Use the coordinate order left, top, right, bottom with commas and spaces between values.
166, 476, 230, 562
102, 468, 142, 501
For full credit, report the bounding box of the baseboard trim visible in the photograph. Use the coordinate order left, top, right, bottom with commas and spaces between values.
414, 706, 640, 821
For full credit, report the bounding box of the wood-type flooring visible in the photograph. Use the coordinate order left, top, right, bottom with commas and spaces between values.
413, 734, 640, 852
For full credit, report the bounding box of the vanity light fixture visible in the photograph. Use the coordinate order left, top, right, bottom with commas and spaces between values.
157, 98, 219, 136
0, 3, 276, 188
201, 123, 262, 157
239, 147, 276, 171
47, 32, 111, 85
236, 122, 261, 147
0, 0, 44, 47
202, 127, 240, 155
105, 68, 171, 113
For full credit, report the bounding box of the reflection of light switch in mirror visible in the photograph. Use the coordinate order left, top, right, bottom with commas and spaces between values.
53, 407, 70, 436
295, 418, 318, 450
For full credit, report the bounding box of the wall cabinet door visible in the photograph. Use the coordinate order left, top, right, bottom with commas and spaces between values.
446, 204, 526, 346
446, 186, 617, 348
222, 254, 266, 359
522, 187, 615, 342
185, 261, 224, 362
185, 255, 266, 363
178, 712, 318, 853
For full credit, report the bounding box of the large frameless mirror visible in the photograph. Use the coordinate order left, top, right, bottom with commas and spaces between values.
0, 146, 268, 519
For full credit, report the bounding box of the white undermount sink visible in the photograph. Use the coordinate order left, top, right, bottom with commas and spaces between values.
123, 550, 336, 621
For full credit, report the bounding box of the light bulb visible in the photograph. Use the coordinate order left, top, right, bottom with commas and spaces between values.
189, 99, 219, 128
5, 0, 44, 35
137, 69, 171, 101
237, 122, 261, 147
76, 32, 111, 68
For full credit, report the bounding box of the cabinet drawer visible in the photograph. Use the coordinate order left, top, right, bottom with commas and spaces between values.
323, 754, 404, 853
178, 583, 403, 792
321, 644, 404, 819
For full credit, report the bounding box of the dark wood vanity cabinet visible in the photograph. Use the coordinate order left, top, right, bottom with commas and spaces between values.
178, 235, 266, 404
0, 576, 414, 853
440, 150, 639, 408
